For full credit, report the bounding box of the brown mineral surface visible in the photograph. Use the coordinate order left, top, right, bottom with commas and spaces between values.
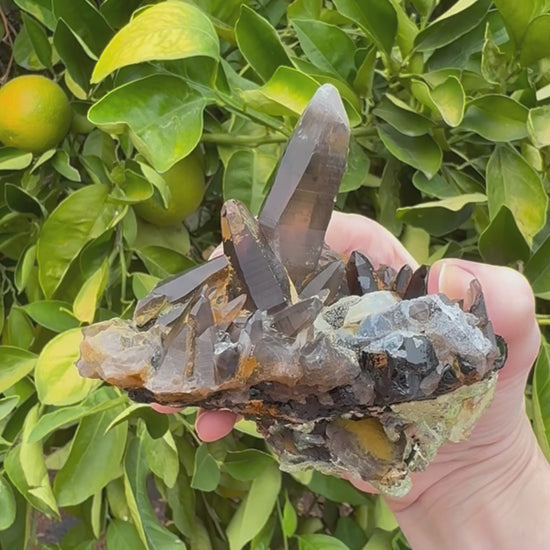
76, 85, 506, 496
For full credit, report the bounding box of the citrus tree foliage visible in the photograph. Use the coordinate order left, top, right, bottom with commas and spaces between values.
1, 0, 550, 548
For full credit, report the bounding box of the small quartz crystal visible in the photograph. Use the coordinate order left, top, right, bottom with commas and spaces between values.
76, 85, 506, 496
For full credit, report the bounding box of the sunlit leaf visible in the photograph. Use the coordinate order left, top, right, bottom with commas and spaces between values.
92, 1, 218, 82
54, 390, 127, 506
37, 185, 123, 298
532, 341, 550, 461
430, 76, 465, 127
227, 462, 281, 550
493, 0, 542, 45
0, 347, 37, 394
332, 0, 397, 54
462, 95, 528, 142
235, 5, 292, 82
486, 146, 547, 243
89, 75, 207, 173
35, 328, 99, 406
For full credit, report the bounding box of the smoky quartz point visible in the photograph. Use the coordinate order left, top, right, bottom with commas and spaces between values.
77, 85, 506, 496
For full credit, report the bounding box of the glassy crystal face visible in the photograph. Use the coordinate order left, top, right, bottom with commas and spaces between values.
76, 85, 506, 496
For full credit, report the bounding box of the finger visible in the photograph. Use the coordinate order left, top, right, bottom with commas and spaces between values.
196, 410, 238, 442
151, 403, 183, 414
326, 212, 418, 270
428, 259, 540, 382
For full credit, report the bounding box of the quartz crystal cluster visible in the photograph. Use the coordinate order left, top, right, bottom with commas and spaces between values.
77, 85, 506, 496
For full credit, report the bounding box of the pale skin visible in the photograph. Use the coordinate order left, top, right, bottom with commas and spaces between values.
154, 212, 550, 549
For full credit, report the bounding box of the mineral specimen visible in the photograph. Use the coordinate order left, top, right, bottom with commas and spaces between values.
77, 84, 506, 496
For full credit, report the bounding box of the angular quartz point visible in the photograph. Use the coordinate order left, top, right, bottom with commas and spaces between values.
300, 260, 345, 304
258, 84, 350, 287
134, 255, 229, 326
394, 265, 413, 296
271, 296, 324, 336
403, 265, 429, 299
222, 199, 291, 313
346, 251, 378, 295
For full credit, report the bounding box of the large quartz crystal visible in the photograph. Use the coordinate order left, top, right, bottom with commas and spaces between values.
77, 85, 506, 496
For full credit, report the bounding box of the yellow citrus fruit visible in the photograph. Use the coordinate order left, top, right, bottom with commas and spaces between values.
0, 75, 72, 153
134, 154, 205, 227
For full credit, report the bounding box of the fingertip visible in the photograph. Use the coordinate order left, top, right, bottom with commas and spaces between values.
151, 403, 184, 414
196, 410, 237, 442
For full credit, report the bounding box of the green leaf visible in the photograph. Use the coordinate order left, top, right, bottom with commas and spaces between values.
52, 0, 113, 57
373, 497, 398, 531
224, 450, 274, 481
525, 235, 550, 299
430, 76, 465, 127
235, 5, 292, 82
0, 347, 37, 394
20, 13, 51, 68
106, 520, 147, 550
0, 474, 16, 531
92, 1, 219, 83
461, 95, 528, 142
397, 194, 487, 236
100, 0, 142, 28
0, 396, 19, 422
223, 149, 278, 215
0, 149, 33, 171
340, 139, 371, 193
28, 388, 124, 443
481, 25, 508, 85
53, 392, 127, 507
53, 19, 95, 94
332, 0, 397, 54
13, 0, 56, 30
528, 105, 550, 148
37, 185, 123, 298
132, 272, 160, 300
373, 95, 433, 136
73, 260, 109, 323
288, 0, 322, 20
52, 151, 82, 182
136, 246, 194, 278
292, 19, 356, 80
486, 146, 547, 243
479, 206, 530, 264
304, 472, 370, 505
124, 436, 185, 549
165, 469, 196, 538
377, 125, 442, 178
532, 341, 550, 461
15, 245, 35, 294
412, 172, 460, 199
35, 328, 99, 406
242, 66, 318, 116
334, 517, 367, 550
21, 301, 78, 332
282, 493, 298, 538
5, 184, 44, 217
112, 169, 153, 204
144, 430, 179, 488
4, 405, 59, 518
520, 15, 550, 66
298, 534, 350, 550
493, 0, 542, 45
191, 444, 220, 492
353, 46, 376, 97
415, 0, 491, 51
89, 75, 207, 173
106, 403, 169, 440
227, 462, 281, 550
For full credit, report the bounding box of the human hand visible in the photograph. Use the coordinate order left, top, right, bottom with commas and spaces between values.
155, 211, 549, 548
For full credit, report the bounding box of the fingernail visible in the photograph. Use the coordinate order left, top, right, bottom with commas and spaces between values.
438, 263, 476, 308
